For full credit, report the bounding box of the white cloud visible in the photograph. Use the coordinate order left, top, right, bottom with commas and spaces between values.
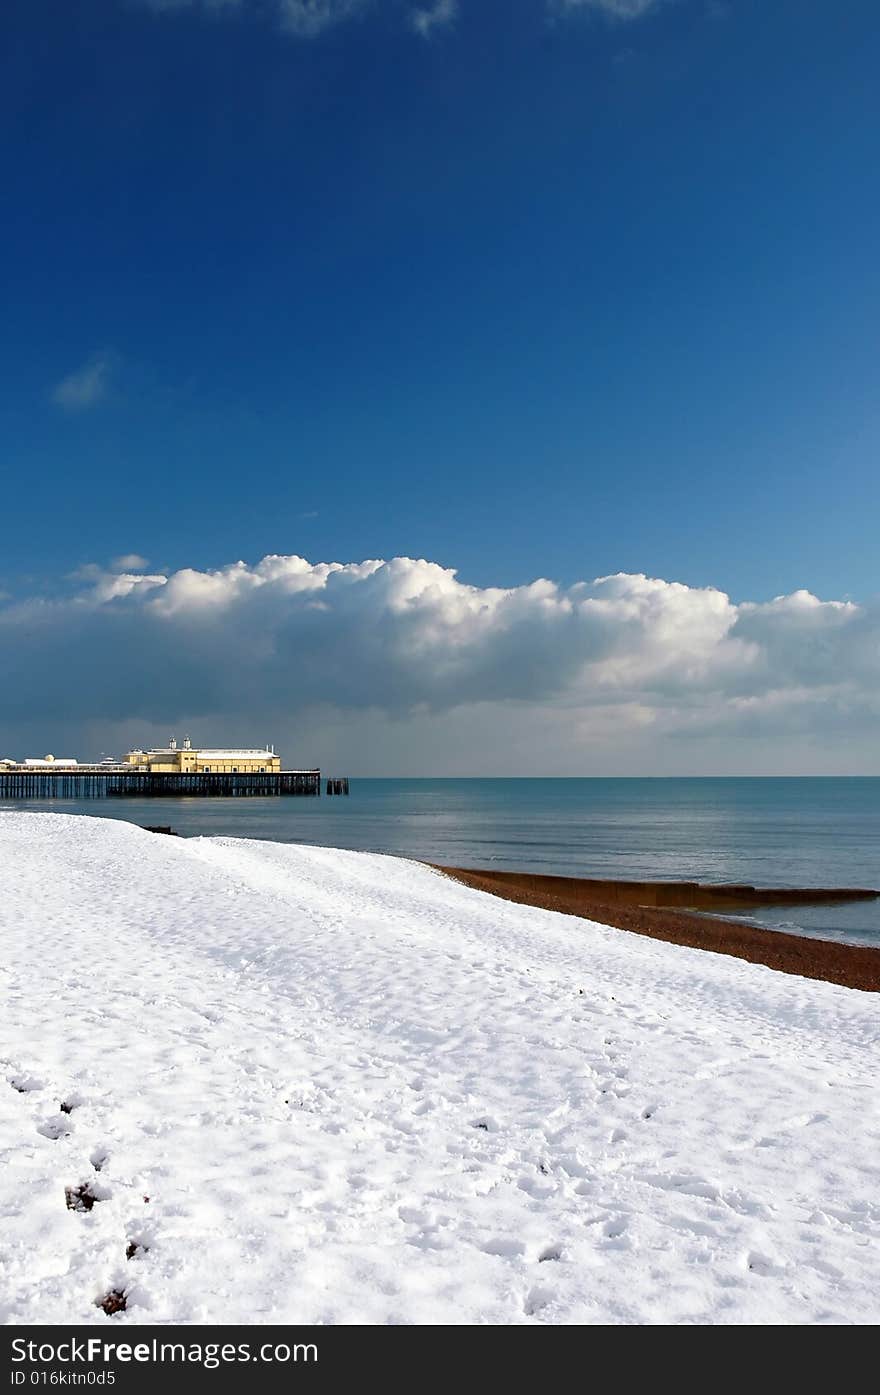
87, 572, 169, 604
557, 0, 660, 18
135, 0, 665, 40
1, 552, 878, 773
137, 0, 362, 32
111, 554, 151, 572
51, 352, 116, 411
277, 0, 365, 37
411, 0, 458, 39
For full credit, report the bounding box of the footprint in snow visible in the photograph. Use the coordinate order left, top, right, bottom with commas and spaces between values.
603, 1217, 629, 1240
37, 1115, 71, 1141
8, 1074, 44, 1093
65, 1182, 109, 1213
524, 1286, 554, 1317
482, 1237, 526, 1258
470, 1116, 500, 1133
97, 1290, 127, 1316
747, 1251, 786, 1278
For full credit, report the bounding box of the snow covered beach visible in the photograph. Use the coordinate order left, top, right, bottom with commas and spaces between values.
2, 813, 879, 1325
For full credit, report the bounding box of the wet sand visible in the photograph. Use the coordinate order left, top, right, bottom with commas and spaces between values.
432, 867, 880, 993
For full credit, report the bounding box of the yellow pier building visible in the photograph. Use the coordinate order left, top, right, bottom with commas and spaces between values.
123, 736, 281, 775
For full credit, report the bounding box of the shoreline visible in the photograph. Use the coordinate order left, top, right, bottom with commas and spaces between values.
432, 866, 880, 993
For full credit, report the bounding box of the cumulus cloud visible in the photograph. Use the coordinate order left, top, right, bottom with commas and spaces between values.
411, 0, 458, 39
1, 552, 877, 773
50, 352, 116, 411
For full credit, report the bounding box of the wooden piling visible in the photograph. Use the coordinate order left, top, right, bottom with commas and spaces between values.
0, 770, 325, 799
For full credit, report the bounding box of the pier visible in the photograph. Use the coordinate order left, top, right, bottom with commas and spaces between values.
0, 770, 323, 799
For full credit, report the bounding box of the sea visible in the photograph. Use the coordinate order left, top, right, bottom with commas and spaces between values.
5, 777, 880, 948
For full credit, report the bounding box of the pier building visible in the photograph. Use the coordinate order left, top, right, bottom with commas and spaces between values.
123, 737, 281, 775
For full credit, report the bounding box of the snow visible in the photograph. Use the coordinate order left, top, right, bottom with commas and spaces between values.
1, 812, 878, 1326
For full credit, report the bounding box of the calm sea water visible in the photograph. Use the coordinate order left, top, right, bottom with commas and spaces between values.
4, 777, 880, 947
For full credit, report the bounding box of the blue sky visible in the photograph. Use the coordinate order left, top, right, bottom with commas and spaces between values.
3, 0, 878, 600
1, 0, 879, 772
